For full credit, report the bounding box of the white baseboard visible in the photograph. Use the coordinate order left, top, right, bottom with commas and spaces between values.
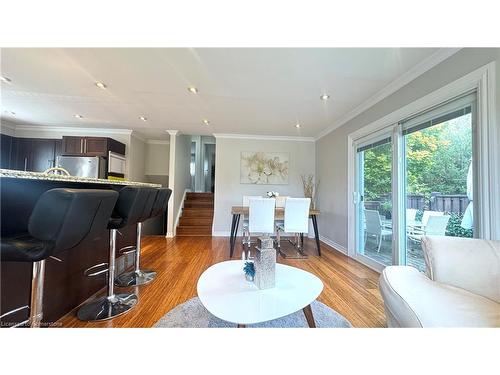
165, 232, 174, 238
319, 235, 348, 255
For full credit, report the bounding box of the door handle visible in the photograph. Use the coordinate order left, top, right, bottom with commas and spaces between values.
84, 138, 87, 153
24, 157, 28, 171
80, 139, 84, 153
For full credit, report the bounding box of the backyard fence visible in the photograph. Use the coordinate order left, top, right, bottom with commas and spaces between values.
407, 193, 469, 214
365, 193, 470, 214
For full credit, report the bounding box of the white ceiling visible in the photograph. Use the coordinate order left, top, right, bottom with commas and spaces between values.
0, 48, 442, 139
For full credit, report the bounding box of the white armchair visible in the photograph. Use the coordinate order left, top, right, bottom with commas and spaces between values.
379, 236, 500, 327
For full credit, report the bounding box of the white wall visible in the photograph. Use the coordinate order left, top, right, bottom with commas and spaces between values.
145, 141, 170, 176
167, 133, 192, 236
128, 133, 147, 182
316, 48, 500, 250
213, 136, 316, 235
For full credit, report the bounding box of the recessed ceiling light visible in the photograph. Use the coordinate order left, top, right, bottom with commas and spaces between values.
320, 94, 330, 101
1, 76, 12, 83
203, 119, 210, 125
95, 81, 107, 89
188, 87, 199, 94
295, 123, 301, 128
139, 116, 148, 121
74, 114, 83, 119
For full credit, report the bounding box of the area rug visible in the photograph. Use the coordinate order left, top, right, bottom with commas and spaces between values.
154, 297, 352, 328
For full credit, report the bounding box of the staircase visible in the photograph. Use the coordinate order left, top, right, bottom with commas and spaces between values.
176, 192, 214, 236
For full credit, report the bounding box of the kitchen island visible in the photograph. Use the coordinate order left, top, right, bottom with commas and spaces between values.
0, 169, 161, 327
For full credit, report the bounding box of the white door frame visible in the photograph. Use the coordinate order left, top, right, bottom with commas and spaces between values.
347, 62, 498, 270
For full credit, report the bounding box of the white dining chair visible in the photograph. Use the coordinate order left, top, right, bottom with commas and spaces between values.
241, 195, 264, 248
273, 195, 289, 230
364, 209, 392, 253
243, 198, 275, 258
275, 196, 289, 208
276, 198, 310, 258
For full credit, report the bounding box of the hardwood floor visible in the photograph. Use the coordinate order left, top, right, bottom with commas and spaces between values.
58, 236, 387, 328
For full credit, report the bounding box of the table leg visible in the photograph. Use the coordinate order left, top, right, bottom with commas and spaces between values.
229, 214, 237, 258
235, 214, 241, 244
237, 323, 246, 328
311, 215, 321, 256
303, 304, 316, 328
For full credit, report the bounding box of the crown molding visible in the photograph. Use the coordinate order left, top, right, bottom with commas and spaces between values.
213, 133, 315, 142
315, 48, 462, 140
0, 121, 16, 132
147, 139, 170, 145
131, 131, 147, 142
12, 124, 133, 136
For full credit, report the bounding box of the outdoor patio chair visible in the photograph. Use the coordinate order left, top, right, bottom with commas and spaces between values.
364, 209, 392, 253
406, 208, 418, 225
408, 214, 450, 243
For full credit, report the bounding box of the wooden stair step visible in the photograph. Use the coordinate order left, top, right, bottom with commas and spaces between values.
184, 201, 214, 209
176, 225, 212, 236
186, 192, 214, 200
182, 208, 214, 217
179, 217, 213, 226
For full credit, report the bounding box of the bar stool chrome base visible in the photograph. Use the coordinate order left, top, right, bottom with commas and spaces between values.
115, 269, 156, 287
77, 293, 138, 321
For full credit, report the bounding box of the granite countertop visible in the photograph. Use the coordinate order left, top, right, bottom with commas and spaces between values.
0, 169, 161, 188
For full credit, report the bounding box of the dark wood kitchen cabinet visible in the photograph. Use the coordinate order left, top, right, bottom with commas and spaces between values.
31, 139, 59, 172
61, 136, 84, 155
1, 134, 14, 168
2, 137, 62, 172
61, 136, 125, 157
2, 134, 123, 172
12, 138, 33, 171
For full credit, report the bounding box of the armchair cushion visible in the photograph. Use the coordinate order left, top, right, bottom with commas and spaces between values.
380, 266, 500, 327
422, 236, 500, 303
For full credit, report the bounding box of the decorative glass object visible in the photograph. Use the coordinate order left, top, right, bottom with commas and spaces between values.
243, 261, 255, 282
254, 236, 276, 289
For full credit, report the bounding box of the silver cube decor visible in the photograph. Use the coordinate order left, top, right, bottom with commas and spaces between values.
254, 236, 276, 289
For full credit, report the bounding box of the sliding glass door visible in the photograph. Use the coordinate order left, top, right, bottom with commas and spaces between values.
402, 93, 476, 270
353, 92, 477, 270
355, 135, 393, 267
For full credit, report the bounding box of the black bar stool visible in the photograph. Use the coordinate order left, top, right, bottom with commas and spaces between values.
0, 188, 118, 327
115, 187, 172, 287
77, 186, 149, 321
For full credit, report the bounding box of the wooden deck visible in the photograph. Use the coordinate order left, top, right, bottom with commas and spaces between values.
363, 237, 426, 271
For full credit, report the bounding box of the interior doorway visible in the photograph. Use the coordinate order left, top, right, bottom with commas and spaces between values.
203, 143, 216, 193
190, 135, 216, 193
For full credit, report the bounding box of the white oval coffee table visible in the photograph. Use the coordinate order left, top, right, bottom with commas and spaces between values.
197, 260, 324, 327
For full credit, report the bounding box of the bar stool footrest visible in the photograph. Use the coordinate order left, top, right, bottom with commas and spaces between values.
118, 245, 137, 256
83, 263, 109, 277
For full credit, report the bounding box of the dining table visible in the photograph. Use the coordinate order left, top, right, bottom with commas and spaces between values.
229, 206, 321, 258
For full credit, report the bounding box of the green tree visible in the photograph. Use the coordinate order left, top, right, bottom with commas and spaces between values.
363, 143, 391, 200
362, 113, 472, 202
